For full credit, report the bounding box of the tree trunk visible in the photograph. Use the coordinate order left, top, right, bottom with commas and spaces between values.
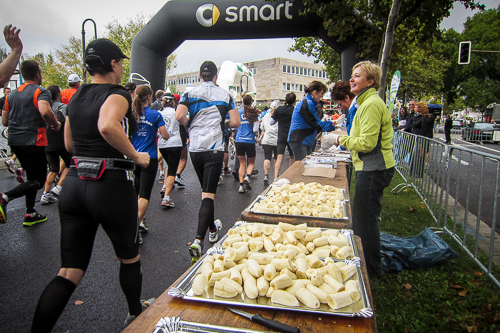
378, 0, 403, 100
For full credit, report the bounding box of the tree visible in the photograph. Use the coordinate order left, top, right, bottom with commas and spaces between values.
455, 5, 500, 111
105, 14, 177, 85
294, 0, 485, 98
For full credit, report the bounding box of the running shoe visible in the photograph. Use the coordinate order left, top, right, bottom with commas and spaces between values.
159, 171, 165, 180
251, 169, 258, 176
138, 233, 143, 245
189, 239, 203, 264
15, 168, 25, 183
232, 170, 239, 181
23, 211, 47, 226
218, 175, 223, 186
161, 196, 175, 208
209, 219, 222, 243
0, 193, 7, 224
263, 175, 269, 186
175, 175, 186, 188
41, 192, 58, 205
238, 185, 247, 193
139, 218, 148, 233
123, 297, 156, 328
50, 185, 63, 196
243, 175, 252, 190
4, 159, 15, 174
222, 167, 232, 176
160, 185, 166, 198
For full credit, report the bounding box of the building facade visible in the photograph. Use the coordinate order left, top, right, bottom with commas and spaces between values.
165, 57, 329, 103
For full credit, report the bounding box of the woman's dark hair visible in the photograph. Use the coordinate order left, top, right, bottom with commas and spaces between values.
161, 97, 175, 109
242, 94, 259, 125
304, 80, 327, 95
285, 92, 296, 105
331, 81, 355, 102
132, 85, 152, 121
47, 85, 61, 102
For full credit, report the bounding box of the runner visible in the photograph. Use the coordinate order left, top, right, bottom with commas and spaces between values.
175, 61, 240, 264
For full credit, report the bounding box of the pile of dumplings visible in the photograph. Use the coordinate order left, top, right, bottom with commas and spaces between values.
190, 222, 363, 313
252, 182, 345, 218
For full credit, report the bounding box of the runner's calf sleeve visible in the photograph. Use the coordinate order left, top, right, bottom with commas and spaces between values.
119, 260, 143, 316
31, 276, 77, 333
196, 197, 214, 240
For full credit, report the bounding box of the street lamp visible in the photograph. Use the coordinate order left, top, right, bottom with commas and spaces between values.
82, 19, 97, 84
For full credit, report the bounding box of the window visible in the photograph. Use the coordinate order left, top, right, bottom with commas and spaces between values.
286, 83, 290, 90
308, 69, 311, 76
282, 82, 287, 90
291, 66, 295, 74
299, 67, 303, 75
287, 65, 290, 73
283, 65, 286, 73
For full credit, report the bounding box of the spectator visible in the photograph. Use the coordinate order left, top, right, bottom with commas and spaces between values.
444, 113, 452, 144
0, 60, 61, 225
61, 74, 82, 105
0, 25, 23, 88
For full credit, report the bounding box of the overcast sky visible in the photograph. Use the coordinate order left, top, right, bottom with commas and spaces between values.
0, 0, 497, 75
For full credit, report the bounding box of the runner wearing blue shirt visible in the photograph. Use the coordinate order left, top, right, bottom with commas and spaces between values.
235, 94, 260, 193
131, 85, 169, 238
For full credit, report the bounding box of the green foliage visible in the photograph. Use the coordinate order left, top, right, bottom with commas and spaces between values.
105, 14, 177, 86
292, 0, 486, 104
20, 14, 177, 88
456, 5, 500, 110
353, 172, 500, 332
288, 37, 341, 83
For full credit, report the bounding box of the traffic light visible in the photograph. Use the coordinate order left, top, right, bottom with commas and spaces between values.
458, 41, 471, 65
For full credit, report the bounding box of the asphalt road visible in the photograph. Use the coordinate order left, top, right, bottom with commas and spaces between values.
429, 133, 500, 233
0, 146, 285, 333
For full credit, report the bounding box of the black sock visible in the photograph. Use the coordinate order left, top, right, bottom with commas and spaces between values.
196, 198, 214, 239
119, 261, 143, 316
176, 173, 181, 178
224, 166, 228, 172
32, 276, 77, 333
240, 182, 244, 186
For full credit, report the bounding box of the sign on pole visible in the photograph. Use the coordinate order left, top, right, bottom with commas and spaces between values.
387, 70, 401, 114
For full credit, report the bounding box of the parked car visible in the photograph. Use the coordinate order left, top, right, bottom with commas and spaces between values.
461, 122, 499, 142
452, 120, 463, 129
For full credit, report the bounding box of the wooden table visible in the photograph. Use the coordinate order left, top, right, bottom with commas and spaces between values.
122, 236, 377, 333
240, 161, 352, 229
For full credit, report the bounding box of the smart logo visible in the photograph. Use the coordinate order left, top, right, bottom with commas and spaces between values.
196, 1, 293, 28
196, 4, 221, 27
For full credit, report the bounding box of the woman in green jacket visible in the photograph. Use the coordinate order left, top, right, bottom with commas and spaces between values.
327, 61, 395, 278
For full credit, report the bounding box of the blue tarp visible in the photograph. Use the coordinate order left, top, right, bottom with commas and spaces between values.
380, 227, 459, 273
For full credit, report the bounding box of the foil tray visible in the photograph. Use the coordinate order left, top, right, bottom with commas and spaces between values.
245, 184, 349, 220
168, 222, 373, 318
153, 316, 271, 333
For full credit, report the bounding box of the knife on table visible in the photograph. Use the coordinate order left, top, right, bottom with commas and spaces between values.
228, 307, 300, 333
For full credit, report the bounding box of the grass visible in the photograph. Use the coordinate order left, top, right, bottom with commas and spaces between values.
352, 171, 500, 333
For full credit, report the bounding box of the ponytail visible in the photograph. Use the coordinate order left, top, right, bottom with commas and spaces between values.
132, 85, 152, 121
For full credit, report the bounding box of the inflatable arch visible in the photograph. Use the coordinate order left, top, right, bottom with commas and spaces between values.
130, 0, 359, 91
217, 61, 257, 100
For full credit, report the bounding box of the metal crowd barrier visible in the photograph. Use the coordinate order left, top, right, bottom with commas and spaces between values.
392, 131, 500, 287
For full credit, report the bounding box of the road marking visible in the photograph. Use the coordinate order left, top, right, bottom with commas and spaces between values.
440, 151, 470, 165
